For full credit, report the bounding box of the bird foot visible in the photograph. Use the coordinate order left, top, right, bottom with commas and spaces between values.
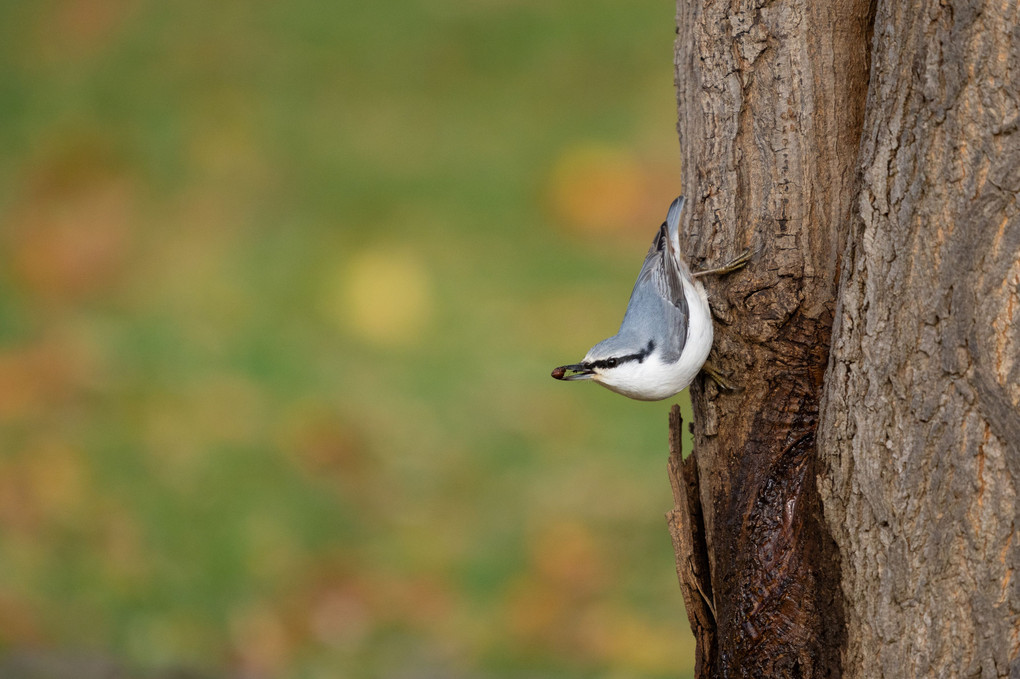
693, 247, 753, 278
702, 363, 739, 392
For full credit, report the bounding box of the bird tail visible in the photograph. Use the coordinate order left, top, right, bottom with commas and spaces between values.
665, 195, 685, 252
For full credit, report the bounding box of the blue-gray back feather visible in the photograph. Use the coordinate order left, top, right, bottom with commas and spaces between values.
615, 196, 690, 362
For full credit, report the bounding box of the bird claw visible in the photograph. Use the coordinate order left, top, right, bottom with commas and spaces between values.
693, 247, 754, 278
702, 363, 740, 392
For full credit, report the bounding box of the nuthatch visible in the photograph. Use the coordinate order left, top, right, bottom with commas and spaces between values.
552, 196, 750, 400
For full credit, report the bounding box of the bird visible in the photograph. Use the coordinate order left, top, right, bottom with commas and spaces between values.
551, 196, 750, 401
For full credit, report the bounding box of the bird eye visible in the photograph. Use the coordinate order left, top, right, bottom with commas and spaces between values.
605, 358, 618, 368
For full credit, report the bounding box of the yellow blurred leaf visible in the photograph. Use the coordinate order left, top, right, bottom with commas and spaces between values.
547, 142, 687, 243
24, 439, 88, 525
308, 587, 371, 649
229, 603, 293, 677
6, 144, 135, 305
530, 520, 608, 596
99, 507, 151, 587
278, 406, 368, 480
0, 339, 91, 423
577, 605, 691, 674
40, 0, 137, 61
322, 246, 434, 346
504, 576, 569, 648
0, 591, 44, 646
548, 144, 645, 235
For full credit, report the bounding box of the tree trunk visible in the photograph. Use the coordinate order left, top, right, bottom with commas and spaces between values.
670, 0, 1020, 676
669, 0, 873, 676
817, 0, 1020, 676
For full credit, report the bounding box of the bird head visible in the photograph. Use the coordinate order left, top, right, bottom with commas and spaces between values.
552, 335, 658, 392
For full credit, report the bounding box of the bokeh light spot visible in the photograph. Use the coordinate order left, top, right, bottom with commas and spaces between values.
324, 246, 434, 346
548, 143, 645, 235
6, 144, 135, 305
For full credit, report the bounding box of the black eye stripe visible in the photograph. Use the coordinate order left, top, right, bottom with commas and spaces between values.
586, 340, 655, 370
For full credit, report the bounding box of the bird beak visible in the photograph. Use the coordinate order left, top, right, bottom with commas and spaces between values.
551, 363, 594, 381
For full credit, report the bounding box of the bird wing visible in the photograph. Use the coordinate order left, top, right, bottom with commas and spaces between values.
641, 223, 687, 310
621, 221, 690, 362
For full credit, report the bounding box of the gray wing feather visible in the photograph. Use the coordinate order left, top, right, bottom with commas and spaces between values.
619, 222, 689, 362
639, 224, 687, 310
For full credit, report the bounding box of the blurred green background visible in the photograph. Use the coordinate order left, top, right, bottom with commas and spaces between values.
0, 1, 695, 677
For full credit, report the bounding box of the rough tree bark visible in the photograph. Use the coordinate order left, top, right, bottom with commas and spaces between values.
668, 0, 1020, 676
817, 0, 1020, 676
668, 0, 873, 675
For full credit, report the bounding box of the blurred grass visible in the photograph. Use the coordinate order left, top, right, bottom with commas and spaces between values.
0, 1, 695, 677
